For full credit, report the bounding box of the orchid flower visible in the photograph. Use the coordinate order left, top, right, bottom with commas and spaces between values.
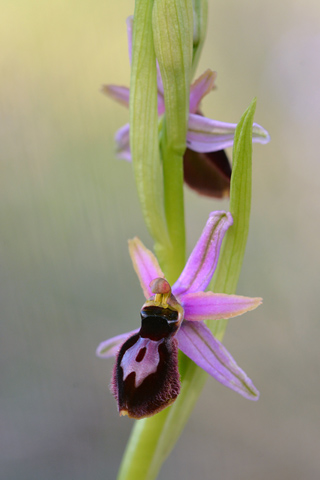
102, 17, 270, 197
97, 211, 261, 419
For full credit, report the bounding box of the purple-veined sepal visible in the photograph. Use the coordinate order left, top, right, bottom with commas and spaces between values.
187, 114, 270, 153
96, 329, 140, 358
128, 239, 165, 300
181, 291, 262, 322
189, 69, 217, 114
172, 211, 233, 296
177, 320, 259, 400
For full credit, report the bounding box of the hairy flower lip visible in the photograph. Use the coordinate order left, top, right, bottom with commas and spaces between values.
97, 211, 261, 418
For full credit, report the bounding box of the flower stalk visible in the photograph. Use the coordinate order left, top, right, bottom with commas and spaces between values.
100, 0, 267, 475
116, 99, 258, 480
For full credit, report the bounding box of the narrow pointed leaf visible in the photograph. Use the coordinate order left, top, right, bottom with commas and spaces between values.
191, 0, 208, 75
212, 98, 258, 295
129, 0, 170, 258
210, 98, 259, 341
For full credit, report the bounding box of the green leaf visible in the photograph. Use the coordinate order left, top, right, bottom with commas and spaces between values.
210, 97, 257, 339
191, 0, 208, 75
130, 0, 170, 262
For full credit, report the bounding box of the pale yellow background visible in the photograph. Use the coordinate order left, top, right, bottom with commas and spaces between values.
1, 1, 320, 479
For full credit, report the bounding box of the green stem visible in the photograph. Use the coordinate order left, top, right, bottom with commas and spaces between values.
117, 99, 258, 480
117, 357, 206, 480
160, 122, 186, 283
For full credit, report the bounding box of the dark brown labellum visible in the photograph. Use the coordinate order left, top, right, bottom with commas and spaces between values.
183, 148, 231, 198
111, 305, 181, 419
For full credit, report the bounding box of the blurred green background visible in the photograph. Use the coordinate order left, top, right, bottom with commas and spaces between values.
1, 1, 320, 479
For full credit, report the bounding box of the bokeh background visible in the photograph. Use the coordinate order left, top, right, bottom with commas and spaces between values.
1, 1, 320, 479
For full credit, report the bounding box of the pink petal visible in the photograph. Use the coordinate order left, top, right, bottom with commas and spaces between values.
177, 320, 259, 400
126, 16, 133, 64
189, 69, 217, 114
172, 211, 233, 296
128, 237, 165, 299
96, 329, 139, 358
181, 292, 262, 321
102, 85, 130, 108
156, 60, 164, 98
115, 123, 131, 161
187, 113, 270, 153
157, 89, 165, 115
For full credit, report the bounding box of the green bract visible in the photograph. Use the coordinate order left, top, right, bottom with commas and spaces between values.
152, 0, 193, 282
129, 0, 170, 266
191, 0, 208, 75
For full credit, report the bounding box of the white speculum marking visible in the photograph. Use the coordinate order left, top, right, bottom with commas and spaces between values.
121, 336, 162, 388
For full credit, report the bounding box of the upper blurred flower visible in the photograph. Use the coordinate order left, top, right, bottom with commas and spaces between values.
102, 17, 270, 198
97, 211, 261, 419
